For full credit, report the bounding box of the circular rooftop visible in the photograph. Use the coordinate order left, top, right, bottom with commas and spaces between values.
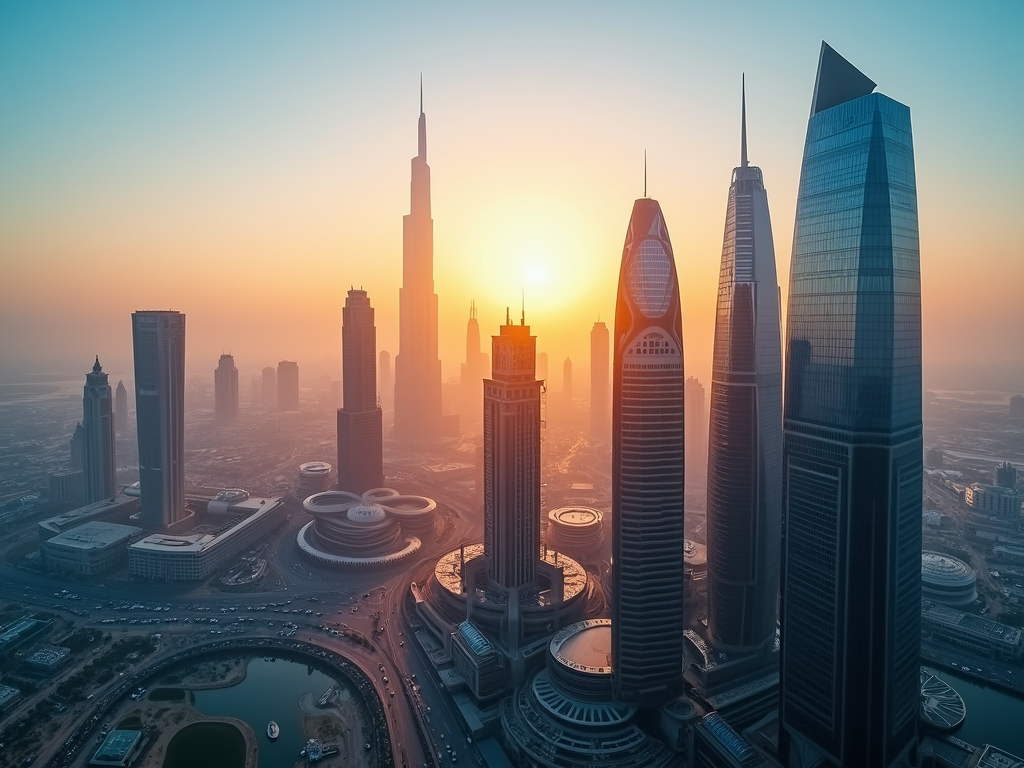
348, 503, 387, 523
684, 539, 707, 567
922, 551, 977, 606
550, 619, 612, 675
547, 507, 603, 551
300, 462, 332, 475
549, 508, 602, 527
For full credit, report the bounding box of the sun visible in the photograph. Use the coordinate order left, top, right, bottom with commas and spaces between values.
526, 262, 548, 286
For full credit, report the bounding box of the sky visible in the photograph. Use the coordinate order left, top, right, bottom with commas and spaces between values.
1, 1, 1022, 394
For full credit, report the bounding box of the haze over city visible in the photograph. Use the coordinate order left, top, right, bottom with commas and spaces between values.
1, 1, 1021, 391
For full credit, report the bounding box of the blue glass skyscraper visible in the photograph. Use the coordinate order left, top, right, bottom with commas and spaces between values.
706, 81, 783, 655
779, 43, 922, 768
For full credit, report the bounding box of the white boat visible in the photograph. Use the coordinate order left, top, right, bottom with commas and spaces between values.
267, 721, 280, 740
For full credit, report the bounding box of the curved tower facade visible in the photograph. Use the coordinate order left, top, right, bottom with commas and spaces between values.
706, 84, 783, 653
611, 197, 685, 705
779, 43, 922, 768
394, 86, 443, 438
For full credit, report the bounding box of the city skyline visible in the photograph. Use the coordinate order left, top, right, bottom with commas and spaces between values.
1, 3, 1021, 397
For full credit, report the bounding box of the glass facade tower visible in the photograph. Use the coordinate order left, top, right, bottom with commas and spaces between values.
611, 197, 685, 705
778, 43, 922, 768
706, 83, 783, 654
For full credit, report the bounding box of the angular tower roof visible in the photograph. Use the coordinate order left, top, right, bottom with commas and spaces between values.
810, 41, 876, 115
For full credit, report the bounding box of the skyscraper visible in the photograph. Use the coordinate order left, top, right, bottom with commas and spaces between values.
277, 360, 299, 411
705, 82, 783, 655
132, 311, 187, 529
394, 84, 443, 438
115, 379, 128, 436
590, 321, 610, 441
337, 289, 384, 494
483, 310, 542, 589
379, 350, 392, 407
611, 196, 685, 706
261, 366, 276, 405
684, 377, 707, 484
83, 356, 116, 503
779, 43, 921, 768
460, 301, 489, 427
214, 353, 239, 422
70, 422, 85, 469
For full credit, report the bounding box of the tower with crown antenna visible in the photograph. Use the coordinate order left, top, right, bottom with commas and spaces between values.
83, 356, 116, 503
590, 319, 610, 442
394, 79, 444, 439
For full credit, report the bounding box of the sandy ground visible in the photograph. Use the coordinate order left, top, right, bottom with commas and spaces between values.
295, 688, 374, 768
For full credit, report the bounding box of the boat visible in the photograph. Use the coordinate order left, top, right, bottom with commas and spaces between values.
316, 684, 337, 708
267, 721, 280, 740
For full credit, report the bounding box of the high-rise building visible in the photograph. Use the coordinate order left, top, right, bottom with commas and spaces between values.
379, 350, 392, 406
261, 366, 276, 405
115, 380, 128, 435
590, 321, 610, 441
70, 422, 85, 469
706, 82, 783, 655
611, 196, 685, 706
995, 461, 1017, 490
779, 42, 922, 768
562, 357, 573, 409
214, 354, 239, 422
277, 360, 299, 411
460, 301, 489, 427
394, 84, 443, 438
132, 311, 187, 529
684, 377, 707, 484
483, 310, 543, 589
337, 289, 384, 494
83, 356, 116, 504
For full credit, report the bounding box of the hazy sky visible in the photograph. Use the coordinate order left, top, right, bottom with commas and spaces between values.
1, 1, 1022, 392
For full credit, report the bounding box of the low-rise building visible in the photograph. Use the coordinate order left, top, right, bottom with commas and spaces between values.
0, 683, 20, 715
921, 602, 1023, 662
48, 469, 84, 504
90, 730, 147, 767
129, 495, 284, 581
25, 645, 71, 675
965, 483, 1022, 519
38, 494, 139, 542
40, 522, 142, 576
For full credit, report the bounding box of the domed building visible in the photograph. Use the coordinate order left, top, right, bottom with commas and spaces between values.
921, 551, 977, 607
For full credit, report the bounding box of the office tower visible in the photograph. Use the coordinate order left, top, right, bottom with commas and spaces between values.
779, 43, 922, 768
706, 82, 783, 654
394, 84, 443, 438
83, 356, 116, 503
337, 289, 384, 494
379, 350, 392, 405
460, 301, 489, 427
132, 311, 187, 529
537, 352, 548, 383
483, 310, 542, 588
115, 380, 128, 435
996, 461, 1017, 490
261, 366, 276, 405
70, 422, 85, 469
214, 354, 239, 422
611, 196, 685, 705
277, 360, 299, 411
590, 321, 610, 441
684, 377, 707, 483
562, 357, 573, 408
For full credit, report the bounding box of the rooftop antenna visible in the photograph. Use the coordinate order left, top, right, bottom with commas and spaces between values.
644, 150, 647, 197
741, 73, 748, 168
506, 306, 510, 325
521, 288, 525, 325
420, 72, 423, 114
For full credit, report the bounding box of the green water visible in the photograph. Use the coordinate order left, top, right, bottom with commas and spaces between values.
164, 721, 245, 768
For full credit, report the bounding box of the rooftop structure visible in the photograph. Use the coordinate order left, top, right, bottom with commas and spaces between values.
26, 644, 71, 673
918, 670, 965, 732
297, 462, 332, 499
965, 483, 1022, 519
90, 730, 146, 767
0, 617, 50, 655
546, 507, 603, 552
0, 683, 20, 713
41, 521, 141, 576
38, 493, 139, 541
921, 551, 977, 606
921, 602, 1022, 661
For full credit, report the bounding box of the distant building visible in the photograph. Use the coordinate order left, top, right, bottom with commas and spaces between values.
297, 462, 332, 499
460, 302, 488, 428
1010, 394, 1024, 419
337, 289, 384, 494
128, 494, 284, 581
70, 422, 85, 470
277, 360, 299, 411
562, 357, 573, 408
114, 380, 128, 436
921, 552, 977, 607
49, 469, 84, 504
83, 357, 117, 504
692, 712, 763, 768
590, 321, 610, 441
996, 461, 1018, 490
537, 351, 549, 383
965, 483, 1022, 519
40, 521, 142, 576
261, 366, 277, 405
378, 350, 392, 408
38, 493, 139, 542
214, 353, 239, 421
926, 447, 944, 468
132, 311, 187, 530
90, 730, 147, 768
0, 684, 20, 715
26, 645, 71, 675
684, 377, 706, 484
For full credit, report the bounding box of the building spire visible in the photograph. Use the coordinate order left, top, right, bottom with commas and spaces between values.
741, 74, 748, 168
417, 76, 427, 160
470, 299, 476, 321
93, 355, 101, 373
420, 72, 423, 115
644, 150, 647, 197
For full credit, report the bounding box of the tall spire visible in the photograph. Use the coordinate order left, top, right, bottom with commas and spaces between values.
417, 76, 427, 159
93, 355, 101, 373
644, 150, 647, 197
741, 74, 748, 168
470, 299, 476, 321
420, 72, 423, 114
